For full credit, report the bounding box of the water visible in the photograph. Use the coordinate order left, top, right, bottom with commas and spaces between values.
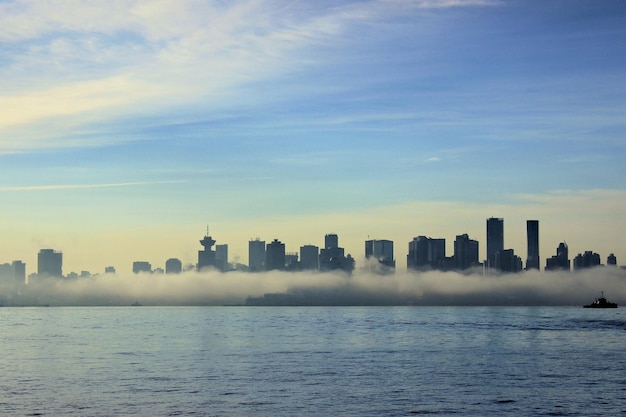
1, 307, 624, 416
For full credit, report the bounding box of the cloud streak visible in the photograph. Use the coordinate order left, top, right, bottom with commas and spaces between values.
0, 180, 185, 192
0, 76, 164, 129
0, 0, 505, 149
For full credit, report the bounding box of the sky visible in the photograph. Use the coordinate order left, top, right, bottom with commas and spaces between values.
0, 0, 625, 275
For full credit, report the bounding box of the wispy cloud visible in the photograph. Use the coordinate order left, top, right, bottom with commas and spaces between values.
0, 180, 186, 192
382, 0, 501, 9
0, 76, 164, 129
270, 150, 348, 167
0, 0, 505, 150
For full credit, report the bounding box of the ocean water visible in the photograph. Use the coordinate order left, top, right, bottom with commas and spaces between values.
0, 307, 624, 416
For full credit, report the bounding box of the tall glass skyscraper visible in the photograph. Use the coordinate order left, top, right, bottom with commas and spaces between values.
248, 238, 266, 272
37, 249, 63, 278
526, 220, 540, 270
407, 236, 446, 270
300, 245, 319, 270
454, 234, 479, 270
486, 217, 504, 269
265, 239, 286, 271
365, 239, 395, 268
325, 233, 339, 249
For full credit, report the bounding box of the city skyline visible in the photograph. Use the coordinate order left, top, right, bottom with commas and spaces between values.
0, 1, 624, 275
3, 215, 623, 278
2, 215, 625, 308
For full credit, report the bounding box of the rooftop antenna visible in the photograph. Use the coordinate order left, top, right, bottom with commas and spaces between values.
200, 225, 216, 249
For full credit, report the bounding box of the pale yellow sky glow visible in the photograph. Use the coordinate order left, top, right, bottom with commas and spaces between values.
1, 189, 623, 275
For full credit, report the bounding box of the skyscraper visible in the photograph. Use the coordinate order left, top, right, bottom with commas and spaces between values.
607, 253, 617, 266
266, 239, 286, 271
300, 245, 319, 270
319, 234, 354, 272
320, 234, 344, 270
495, 249, 523, 272
12, 260, 26, 285
486, 217, 504, 269
546, 242, 570, 271
37, 249, 62, 278
573, 251, 601, 270
165, 258, 182, 274
215, 244, 228, 271
365, 239, 395, 269
453, 234, 479, 270
407, 236, 446, 270
285, 252, 299, 270
0, 263, 14, 284
197, 230, 217, 271
526, 220, 540, 270
325, 233, 339, 250
132, 261, 152, 274
249, 238, 266, 272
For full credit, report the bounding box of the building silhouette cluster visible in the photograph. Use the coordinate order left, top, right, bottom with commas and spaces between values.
0, 217, 622, 295
546, 242, 570, 271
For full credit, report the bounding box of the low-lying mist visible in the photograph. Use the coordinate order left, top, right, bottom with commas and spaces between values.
3, 266, 626, 307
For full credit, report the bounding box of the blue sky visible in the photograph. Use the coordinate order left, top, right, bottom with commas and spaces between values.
0, 0, 625, 273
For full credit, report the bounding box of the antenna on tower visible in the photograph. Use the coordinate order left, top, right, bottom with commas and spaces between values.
206, 224, 210, 237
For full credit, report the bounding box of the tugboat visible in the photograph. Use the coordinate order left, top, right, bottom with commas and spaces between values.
583, 292, 618, 308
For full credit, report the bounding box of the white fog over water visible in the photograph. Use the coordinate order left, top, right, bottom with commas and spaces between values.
4, 267, 625, 307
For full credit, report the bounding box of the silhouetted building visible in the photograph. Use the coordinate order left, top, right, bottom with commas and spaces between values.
325, 233, 339, 250
440, 256, 456, 271
215, 244, 228, 271
365, 239, 395, 270
132, 261, 152, 274
0, 261, 25, 304
197, 230, 217, 271
319, 234, 354, 273
486, 217, 504, 269
37, 249, 63, 278
300, 245, 319, 270
407, 236, 446, 270
266, 239, 286, 271
340, 253, 355, 274
285, 252, 299, 270
573, 251, 601, 270
495, 249, 523, 273
104, 266, 116, 274
232, 263, 249, 272
249, 238, 266, 272
0, 263, 13, 284
453, 234, 479, 270
165, 258, 182, 274
545, 242, 570, 271
526, 220, 540, 270
12, 260, 26, 285
607, 253, 617, 266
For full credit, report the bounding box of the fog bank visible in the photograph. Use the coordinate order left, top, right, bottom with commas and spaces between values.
2, 267, 625, 307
